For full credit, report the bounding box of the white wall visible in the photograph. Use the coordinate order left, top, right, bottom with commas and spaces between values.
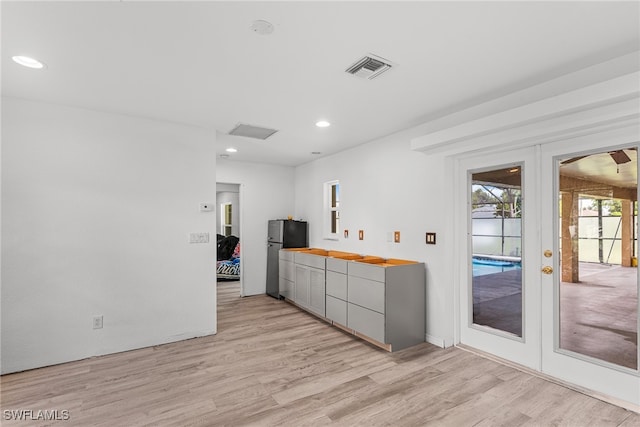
216, 160, 295, 296
294, 131, 454, 347
1, 98, 217, 374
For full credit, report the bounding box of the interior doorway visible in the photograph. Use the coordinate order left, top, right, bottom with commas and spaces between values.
216, 183, 242, 299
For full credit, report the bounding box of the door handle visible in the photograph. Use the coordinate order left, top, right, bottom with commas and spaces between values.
543, 250, 553, 258
541, 266, 553, 274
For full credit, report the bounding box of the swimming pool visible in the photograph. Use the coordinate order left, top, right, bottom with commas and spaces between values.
472, 257, 521, 276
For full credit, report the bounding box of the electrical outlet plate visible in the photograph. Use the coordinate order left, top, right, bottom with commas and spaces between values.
358, 230, 364, 240
426, 232, 436, 245
344, 229, 349, 238
394, 231, 400, 243
93, 315, 103, 329
189, 232, 210, 243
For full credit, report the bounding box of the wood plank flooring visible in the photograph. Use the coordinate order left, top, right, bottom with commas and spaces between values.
1, 281, 638, 426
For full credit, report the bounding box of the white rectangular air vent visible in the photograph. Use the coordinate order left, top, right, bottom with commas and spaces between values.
229, 123, 278, 140
345, 54, 394, 80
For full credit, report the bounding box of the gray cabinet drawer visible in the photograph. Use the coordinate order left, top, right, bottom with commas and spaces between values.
348, 303, 385, 343
348, 261, 385, 282
295, 265, 310, 306
279, 259, 295, 281
326, 257, 347, 274
279, 277, 294, 300
279, 250, 294, 262
326, 271, 347, 300
295, 252, 326, 269
326, 295, 347, 325
309, 267, 326, 316
348, 276, 385, 314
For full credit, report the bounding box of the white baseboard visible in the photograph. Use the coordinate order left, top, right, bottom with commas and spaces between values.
426, 334, 445, 348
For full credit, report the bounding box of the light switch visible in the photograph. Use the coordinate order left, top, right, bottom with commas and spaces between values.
358, 230, 364, 240
344, 229, 349, 238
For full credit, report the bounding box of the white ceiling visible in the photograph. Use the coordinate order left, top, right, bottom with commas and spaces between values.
3, 1, 639, 167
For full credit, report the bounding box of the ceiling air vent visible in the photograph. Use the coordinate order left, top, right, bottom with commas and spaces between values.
228, 123, 278, 140
345, 54, 394, 80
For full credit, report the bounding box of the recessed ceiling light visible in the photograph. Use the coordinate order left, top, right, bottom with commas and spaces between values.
226, 147, 238, 153
250, 20, 274, 35
315, 120, 331, 128
12, 55, 45, 69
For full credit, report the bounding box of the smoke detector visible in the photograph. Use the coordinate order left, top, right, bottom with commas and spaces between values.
345, 54, 395, 80
228, 123, 278, 140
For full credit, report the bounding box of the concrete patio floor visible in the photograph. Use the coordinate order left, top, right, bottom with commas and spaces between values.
472, 262, 638, 370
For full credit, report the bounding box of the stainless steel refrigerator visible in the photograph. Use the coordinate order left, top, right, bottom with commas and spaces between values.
266, 219, 308, 298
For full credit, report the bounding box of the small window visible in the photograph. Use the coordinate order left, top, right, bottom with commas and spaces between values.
324, 180, 340, 238
222, 203, 232, 236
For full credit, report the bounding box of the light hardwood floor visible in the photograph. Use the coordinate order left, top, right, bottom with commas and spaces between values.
1, 281, 639, 426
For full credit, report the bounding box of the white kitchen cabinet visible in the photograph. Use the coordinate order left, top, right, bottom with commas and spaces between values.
346, 259, 425, 351
295, 265, 311, 308
293, 250, 327, 317
347, 302, 385, 343
278, 250, 295, 300
326, 295, 347, 325
325, 258, 348, 325
308, 267, 326, 317
280, 249, 425, 352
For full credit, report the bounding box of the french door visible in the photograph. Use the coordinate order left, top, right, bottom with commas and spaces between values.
459, 146, 540, 369
459, 134, 639, 407
540, 135, 639, 406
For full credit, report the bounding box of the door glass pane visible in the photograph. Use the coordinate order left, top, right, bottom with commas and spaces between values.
471, 166, 523, 337
558, 147, 638, 370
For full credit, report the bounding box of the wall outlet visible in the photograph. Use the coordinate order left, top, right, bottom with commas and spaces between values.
426, 232, 436, 245
394, 231, 401, 243
358, 230, 364, 240
93, 315, 103, 329
189, 232, 210, 243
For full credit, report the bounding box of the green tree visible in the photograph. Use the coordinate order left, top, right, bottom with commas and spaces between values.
472, 186, 522, 218
589, 198, 622, 216
472, 187, 494, 206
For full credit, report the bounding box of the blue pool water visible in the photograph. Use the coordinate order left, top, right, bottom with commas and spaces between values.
472, 258, 521, 277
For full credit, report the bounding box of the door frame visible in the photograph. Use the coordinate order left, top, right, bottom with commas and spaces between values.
456, 146, 541, 371
453, 129, 640, 409
216, 181, 244, 297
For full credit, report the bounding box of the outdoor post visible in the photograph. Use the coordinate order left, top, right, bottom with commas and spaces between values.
561, 190, 580, 283
621, 199, 633, 267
